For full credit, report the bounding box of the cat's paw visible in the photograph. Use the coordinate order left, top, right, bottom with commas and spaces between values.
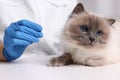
85, 57, 107, 67
47, 57, 66, 67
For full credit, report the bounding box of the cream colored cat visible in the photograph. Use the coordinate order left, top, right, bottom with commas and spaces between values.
48, 3, 120, 67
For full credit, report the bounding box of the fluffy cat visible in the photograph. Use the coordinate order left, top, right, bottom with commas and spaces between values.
48, 3, 120, 67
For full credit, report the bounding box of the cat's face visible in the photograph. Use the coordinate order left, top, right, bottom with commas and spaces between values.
64, 3, 115, 48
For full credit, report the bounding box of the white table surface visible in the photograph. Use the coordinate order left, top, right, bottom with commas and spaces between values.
0, 54, 120, 80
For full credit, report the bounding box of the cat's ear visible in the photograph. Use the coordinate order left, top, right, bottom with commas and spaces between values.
72, 3, 85, 14
107, 19, 116, 25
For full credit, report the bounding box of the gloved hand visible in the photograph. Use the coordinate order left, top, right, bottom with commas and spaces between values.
3, 20, 43, 61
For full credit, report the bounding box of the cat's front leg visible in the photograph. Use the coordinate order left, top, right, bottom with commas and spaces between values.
84, 57, 108, 67
48, 53, 73, 67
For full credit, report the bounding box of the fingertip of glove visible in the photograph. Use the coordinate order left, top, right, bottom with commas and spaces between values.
39, 25, 43, 31
39, 32, 44, 38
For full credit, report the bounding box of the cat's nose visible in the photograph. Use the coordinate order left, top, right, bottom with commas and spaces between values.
89, 37, 95, 42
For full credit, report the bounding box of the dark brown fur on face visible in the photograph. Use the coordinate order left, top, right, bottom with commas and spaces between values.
67, 13, 110, 48
48, 3, 116, 67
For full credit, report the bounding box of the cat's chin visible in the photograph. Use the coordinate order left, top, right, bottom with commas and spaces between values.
76, 42, 105, 49
81, 44, 96, 49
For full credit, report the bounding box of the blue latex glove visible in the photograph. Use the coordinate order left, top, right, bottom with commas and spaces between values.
3, 20, 43, 61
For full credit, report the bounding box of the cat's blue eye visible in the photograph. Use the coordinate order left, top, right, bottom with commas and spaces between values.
80, 25, 88, 32
96, 30, 103, 36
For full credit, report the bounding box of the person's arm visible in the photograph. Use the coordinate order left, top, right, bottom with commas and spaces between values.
0, 43, 7, 61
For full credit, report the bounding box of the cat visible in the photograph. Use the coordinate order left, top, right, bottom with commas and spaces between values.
48, 3, 120, 67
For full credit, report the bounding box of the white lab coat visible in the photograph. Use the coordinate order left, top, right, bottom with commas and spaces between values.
0, 0, 77, 55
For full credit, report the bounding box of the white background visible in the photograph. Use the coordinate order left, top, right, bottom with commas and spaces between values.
1, 54, 120, 80
79, 0, 120, 20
